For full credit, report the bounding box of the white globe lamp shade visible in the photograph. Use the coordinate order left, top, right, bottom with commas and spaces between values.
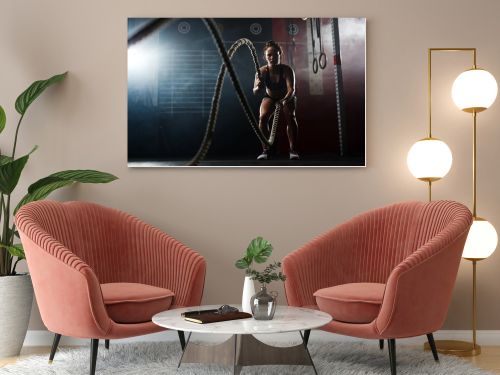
452, 69, 498, 113
462, 218, 498, 259
407, 138, 453, 181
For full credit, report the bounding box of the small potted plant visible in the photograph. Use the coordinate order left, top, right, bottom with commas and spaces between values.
235, 237, 286, 319
235, 237, 273, 313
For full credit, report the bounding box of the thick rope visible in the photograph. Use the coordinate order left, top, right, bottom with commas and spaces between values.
268, 103, 281, 146
189, 37, 280, 165
187, 19, 284, 166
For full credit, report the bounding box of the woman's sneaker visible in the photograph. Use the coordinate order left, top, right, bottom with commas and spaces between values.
289, 151, 300, 160
257, 151, 268, 160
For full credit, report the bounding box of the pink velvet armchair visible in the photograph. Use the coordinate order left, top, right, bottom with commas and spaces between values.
283, 200, 472, 375
15, 200, 206, 375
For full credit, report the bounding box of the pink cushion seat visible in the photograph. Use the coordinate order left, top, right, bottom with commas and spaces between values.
101, 283, 174, 324
314, 283, 385, 324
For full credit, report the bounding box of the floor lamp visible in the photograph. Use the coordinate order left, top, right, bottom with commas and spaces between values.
407, 48, 498, 356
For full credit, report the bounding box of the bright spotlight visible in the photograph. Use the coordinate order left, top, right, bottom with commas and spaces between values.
128, 45, 158, 79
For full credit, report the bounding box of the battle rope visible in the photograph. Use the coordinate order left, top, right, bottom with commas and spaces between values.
189, 37, 281, 166
269, 103, 281, 147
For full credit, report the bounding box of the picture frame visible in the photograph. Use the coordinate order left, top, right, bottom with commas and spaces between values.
128, 18, 366, 167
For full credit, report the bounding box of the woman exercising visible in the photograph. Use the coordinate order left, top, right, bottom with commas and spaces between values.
253, 40, 299, 160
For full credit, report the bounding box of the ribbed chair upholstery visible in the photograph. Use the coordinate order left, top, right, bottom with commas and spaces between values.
283, 200, 472, 375
15, 200, 206, 375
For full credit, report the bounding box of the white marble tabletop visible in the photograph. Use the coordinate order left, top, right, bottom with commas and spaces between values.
152, 305, 332, 335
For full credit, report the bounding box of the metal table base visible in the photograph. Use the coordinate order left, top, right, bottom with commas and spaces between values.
178, 331, 317, 374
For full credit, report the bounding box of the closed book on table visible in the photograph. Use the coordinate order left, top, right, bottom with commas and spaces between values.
183, 311, 252, 324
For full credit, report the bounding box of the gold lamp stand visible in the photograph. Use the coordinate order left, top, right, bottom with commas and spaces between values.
421, 48, 497, 357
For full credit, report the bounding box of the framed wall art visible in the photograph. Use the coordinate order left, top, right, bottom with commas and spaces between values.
128, 18, 366, 167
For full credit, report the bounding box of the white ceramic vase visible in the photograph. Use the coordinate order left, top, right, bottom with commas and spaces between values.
0, 274, 34, 358
241, 275, 255, 313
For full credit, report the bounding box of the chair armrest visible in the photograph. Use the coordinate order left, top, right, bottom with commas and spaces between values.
283, 220, 358, 307
18, 230, 112, 338
125, 219, 206, 307
375, 228, 470, 338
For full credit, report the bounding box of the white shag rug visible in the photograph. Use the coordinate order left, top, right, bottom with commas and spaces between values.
0, 341, 495, 374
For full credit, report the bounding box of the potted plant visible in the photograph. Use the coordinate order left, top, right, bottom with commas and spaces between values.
235, 237, 286, 318
0, 72, 117, 357
235, 237, 273, 312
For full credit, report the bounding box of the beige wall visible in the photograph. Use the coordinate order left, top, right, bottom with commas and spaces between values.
1, 0, 500, 331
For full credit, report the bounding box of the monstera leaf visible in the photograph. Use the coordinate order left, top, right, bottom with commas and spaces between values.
235, 236, 273, 269
246, 236, 273, 263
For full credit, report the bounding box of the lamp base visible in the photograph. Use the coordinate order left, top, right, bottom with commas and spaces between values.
424, 340, 481, 357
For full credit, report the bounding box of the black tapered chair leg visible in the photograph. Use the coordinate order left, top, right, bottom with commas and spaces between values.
90, 339, 99, 375
303, 329, 311, 347
48, 333, 62, 363
105, 339, 110, 350
388, 339, 396, 375
426, 333, 439, 362
379, 339, 384, 350
177, 330, 186, 350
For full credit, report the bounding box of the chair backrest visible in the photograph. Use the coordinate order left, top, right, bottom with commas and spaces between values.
335, 200, 470, 284
16, 200, 143, 283
340, 201, 421, 284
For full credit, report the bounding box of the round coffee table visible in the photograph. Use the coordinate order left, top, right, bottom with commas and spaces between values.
153, 305, 331, 374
